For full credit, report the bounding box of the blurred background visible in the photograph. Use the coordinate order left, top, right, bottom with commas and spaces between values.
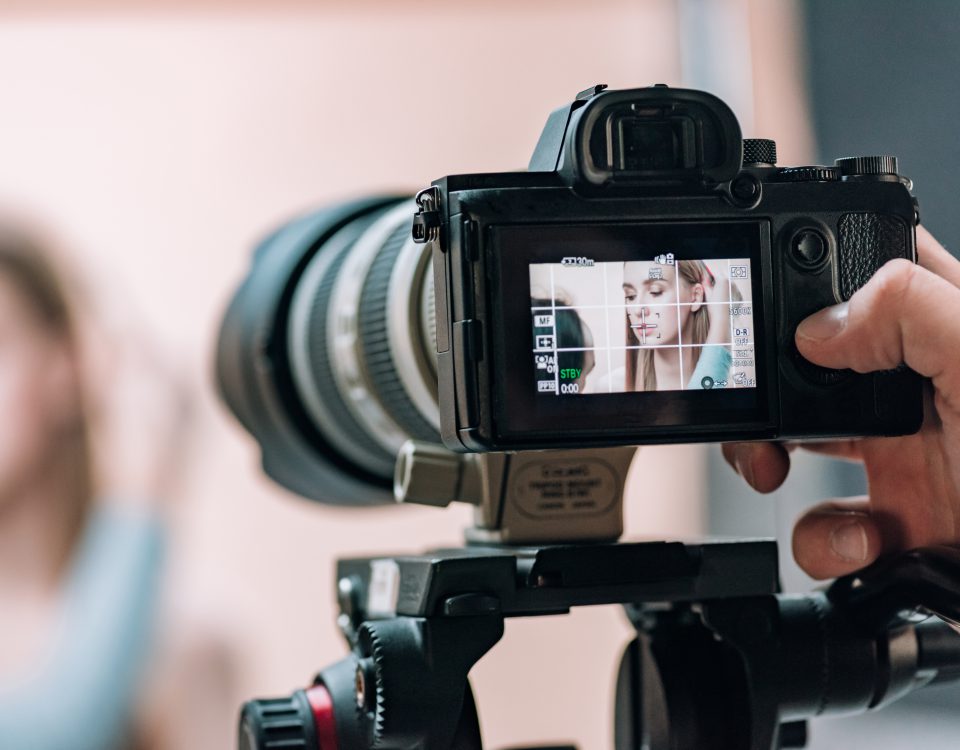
0, 0, 957, 748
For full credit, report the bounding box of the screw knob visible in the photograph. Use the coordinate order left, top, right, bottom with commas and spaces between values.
239, 694, 317, 750
393, 440, 481, 507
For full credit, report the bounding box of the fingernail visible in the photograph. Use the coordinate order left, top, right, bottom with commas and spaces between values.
830, 520, 868, 562
797, 303, 849, 342
734, 445, 755, 487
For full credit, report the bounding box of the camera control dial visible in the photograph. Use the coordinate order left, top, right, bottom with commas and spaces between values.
791, 230, 829, 268
835, 155, 899, 179
742, 138, 777, 166
777, 166, 841, 182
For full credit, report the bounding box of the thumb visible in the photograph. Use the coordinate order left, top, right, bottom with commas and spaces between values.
792, 499, 884, 580
796, 259, 960, 415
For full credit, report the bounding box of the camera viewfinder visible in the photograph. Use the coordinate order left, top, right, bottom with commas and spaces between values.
612, 114, 696, 173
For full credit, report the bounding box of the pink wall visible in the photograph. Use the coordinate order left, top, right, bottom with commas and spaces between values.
0, 2, 811, 746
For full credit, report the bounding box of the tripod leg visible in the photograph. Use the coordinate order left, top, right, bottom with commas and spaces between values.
615, 611, 758, 750
614, 635, 669, 750
451, 682, 483, 750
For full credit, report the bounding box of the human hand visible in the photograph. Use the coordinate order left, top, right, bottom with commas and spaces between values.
722, 226, 960, 579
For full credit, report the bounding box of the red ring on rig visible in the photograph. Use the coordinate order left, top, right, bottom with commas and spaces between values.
305, 685, 340, 750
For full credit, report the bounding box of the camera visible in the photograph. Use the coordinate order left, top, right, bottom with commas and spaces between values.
218, 86, 960, 750
217, 84, 921, 506
417, 83, 922, 452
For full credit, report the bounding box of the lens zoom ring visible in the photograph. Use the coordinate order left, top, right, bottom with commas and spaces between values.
359, 224, 440, 442
306, 216, 398, 473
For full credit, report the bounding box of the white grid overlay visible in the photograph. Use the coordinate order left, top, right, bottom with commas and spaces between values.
531, 259, 756, 394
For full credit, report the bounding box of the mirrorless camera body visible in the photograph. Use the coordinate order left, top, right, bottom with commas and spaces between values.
417, 84, 922, 453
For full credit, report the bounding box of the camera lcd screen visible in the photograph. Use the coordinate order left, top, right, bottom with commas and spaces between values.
489, 221, 773, 443
530, 257, 757, 397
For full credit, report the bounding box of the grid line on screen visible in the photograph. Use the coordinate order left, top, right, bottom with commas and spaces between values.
602, 262, 612, 392
550, 264, 558, 394
531, 303, 725, 311
552, 343, 733, 352
675, 264, 684, 390
728, 259, 735, 388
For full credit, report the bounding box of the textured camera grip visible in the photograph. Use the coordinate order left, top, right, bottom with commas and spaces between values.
837, 213, 908, 301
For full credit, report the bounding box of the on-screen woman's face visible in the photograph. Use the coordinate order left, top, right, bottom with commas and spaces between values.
622, 261, 702, 346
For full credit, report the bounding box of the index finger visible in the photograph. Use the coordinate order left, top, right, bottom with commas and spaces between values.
917, 225, 960, 288
721, 441, 790, 493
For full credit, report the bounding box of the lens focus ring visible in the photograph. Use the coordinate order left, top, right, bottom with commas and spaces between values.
290, 213, 398, 479
359, 224, 440, 442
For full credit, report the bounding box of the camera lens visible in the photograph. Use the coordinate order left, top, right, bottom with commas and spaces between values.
216, 197, 441, 505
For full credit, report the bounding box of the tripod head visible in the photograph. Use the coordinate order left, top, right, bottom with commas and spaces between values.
238, 444, 960, 750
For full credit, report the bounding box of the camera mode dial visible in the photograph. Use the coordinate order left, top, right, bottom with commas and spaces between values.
777, 166, 840, 183
742, 138, 777, 166
835, 155, 899, 179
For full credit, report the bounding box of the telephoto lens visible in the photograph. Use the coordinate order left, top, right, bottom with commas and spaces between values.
216, 196, 441, 505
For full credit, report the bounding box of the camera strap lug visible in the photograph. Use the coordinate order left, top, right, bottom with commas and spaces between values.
412, 186, 442, 246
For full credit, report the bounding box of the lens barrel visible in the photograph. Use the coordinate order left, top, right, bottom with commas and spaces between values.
216, 196, 440, 505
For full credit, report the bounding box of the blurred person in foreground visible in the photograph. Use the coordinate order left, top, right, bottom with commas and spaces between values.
0, 224, 235, 749
724, 226, 960, 581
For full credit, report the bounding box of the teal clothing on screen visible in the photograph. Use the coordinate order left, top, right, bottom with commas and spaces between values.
0, 505, 164, 750
686, 346, 732, 389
